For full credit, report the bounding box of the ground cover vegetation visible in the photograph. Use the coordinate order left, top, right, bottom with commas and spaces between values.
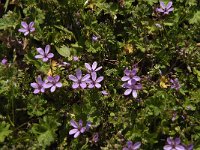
0, 0, 200, 149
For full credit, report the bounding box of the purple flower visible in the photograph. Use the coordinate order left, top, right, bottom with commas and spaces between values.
46, 75, 62, 92
73, 56, 79, 61
121, 68, 141, 84
170, 78, 181, 90
86, 121, 92, 131
69, 69, 90, 89
69, 120, 86, 138
164, 137, 186, 150
30, 76, 48, 94
92, 133, 99, 143
1, 58, 8, 65
92, 35, 99, 42
123, 141, 141, 150
35, 45, 54, 62
88, 72, 104, 88
85, 61, 102, 73
123, 79, 142, 98
156, 1, 174, 15
18, 21, 35, 36
101, 90, 109, 95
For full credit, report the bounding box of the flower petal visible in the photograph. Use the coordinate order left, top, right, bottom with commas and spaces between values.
132, 90, 138, 98
163, 145, 173, 150
18, 28, 28, 33
91, 72, 97, 81
24, 31, 29, 36
95, 66, 102, 71
167, 137, 173, 145
156, 8, 164, 13
54, 75, 60, 82
56, 82, 62, 88
80, 127, 86, 133
174, 138, 181, 145
50, 86, 56, 92
82, 74, 90, 81
96, 76, 104, 83
88, 84, 94, 88
30, 27, 35, 32
47, 53, 54, 59
92, 61, 97, 70
124, 89, 132, 95
121, 76, 130, 81
47, 76, 54, 82
95, 83, 101, 88
35, 55, 44, 59
43, 83, 52, 88
36, 48, 45, 55
21, 21, 28, 28
167, 7, 174, 12
69, 75, 78, 82
85, 63, 92, 71
43, 57, 49, 62
29, 22, 35, 28
30, 83, 38, 88
45, 45, 50, 54
33, 89, 40, 94
80, 82, 87, 89
76, 69, 82, 80
133, 142, 141, 149
160, 1, 166, 9
166, 1, 172, 9
72, 83, 79, 89
69, 129, 78, 135
74, 131, 80, 138
175, 145, 186, 150
70, 120, 78, 128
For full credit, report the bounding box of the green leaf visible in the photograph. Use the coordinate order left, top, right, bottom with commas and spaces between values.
189, 11, 200, 24
55, 45, 71, 58
31, 116, 60, 148
0, 121, 12, 143
0, 11, 19, 30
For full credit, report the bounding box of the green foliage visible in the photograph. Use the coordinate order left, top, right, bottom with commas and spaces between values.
0, 121, 12, 143
0, 0, 200, 149
31, 116, 61, 148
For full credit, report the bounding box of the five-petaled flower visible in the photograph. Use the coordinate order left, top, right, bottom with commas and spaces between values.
18, 21, 35, 36
69, 69, 90, 89
88, 72, 104, 88
35, 45, 54, 62
123, 141, 141, 150
69, 120, 86, 138
46, 75, 62, 92
123, 79, 142, 98
170, 78, 181, 90
121, 68, 141, 84
30, 76, 48, 94
85, 61, 102, 73
156, 1, 174, 15
163, 137, 186, 150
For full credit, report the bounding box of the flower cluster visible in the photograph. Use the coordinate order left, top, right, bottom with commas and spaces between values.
121, 67, 142, 98
30, 75, 62, 94
69, 61, 103, 89
69, 120, 91, 138
156, 1, 174, 15
164, 137, 193, 150
123, 141, 141, 150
